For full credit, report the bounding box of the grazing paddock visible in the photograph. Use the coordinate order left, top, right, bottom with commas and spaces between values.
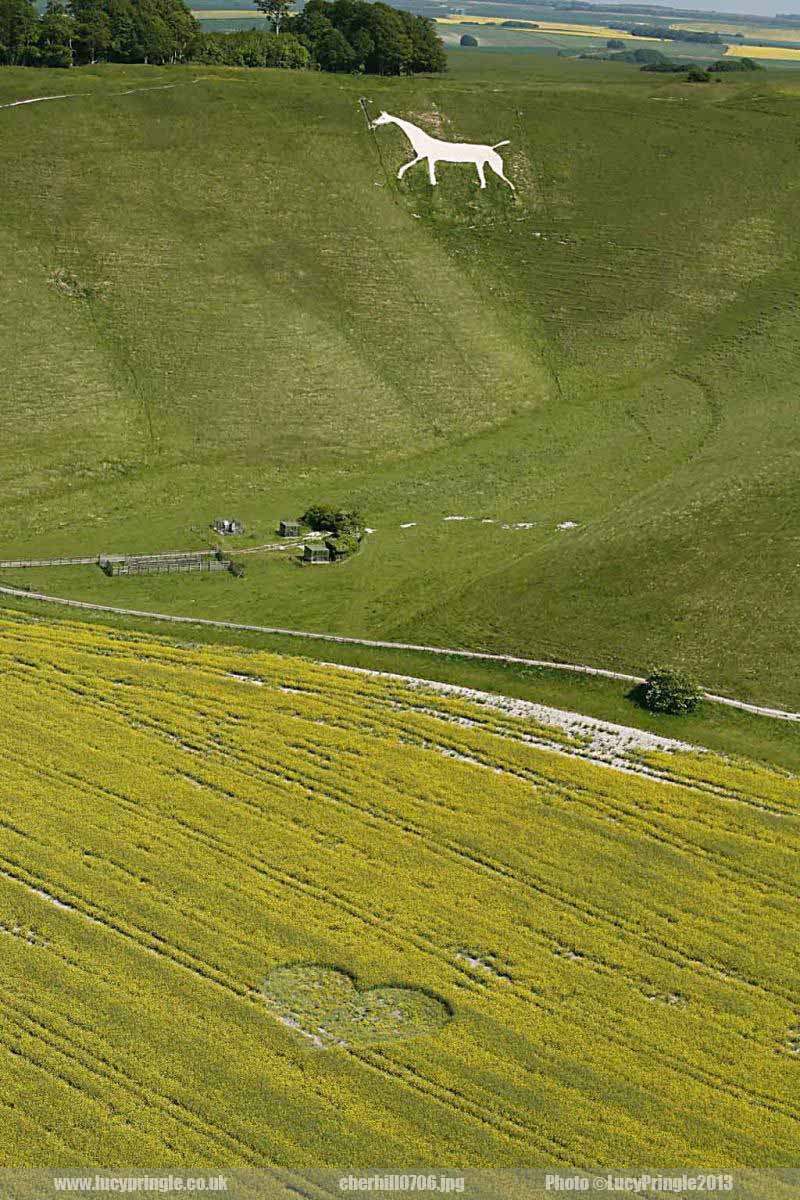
1, 611, 798, 1165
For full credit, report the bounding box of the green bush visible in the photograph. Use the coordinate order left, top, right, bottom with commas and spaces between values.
326, 532, 360, 559
301, 504, 364, 536
301, 503, 339, 532
686, 68, 711, 82
643, 667, 703, 715
708, 57, 764, 72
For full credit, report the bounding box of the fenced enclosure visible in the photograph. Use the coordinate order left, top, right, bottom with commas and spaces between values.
0, 548, 245, 579
101, 552, 232, 577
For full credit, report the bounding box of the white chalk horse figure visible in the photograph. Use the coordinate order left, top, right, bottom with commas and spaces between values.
370, 111, 515, 191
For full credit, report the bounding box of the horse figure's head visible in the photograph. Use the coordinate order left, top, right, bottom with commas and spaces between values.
370, 111, 393, 130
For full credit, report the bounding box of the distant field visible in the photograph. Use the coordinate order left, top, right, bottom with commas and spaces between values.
724, 42, 800, 59
435, 15, 658, 38
669, 20, 800, 40
2, 611, 799, 1164
437, 22, 719, 59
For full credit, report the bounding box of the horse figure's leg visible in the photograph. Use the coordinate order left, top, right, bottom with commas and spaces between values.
427, 156, 438, 186
488, 153, 515, 191
476, 159, 487, 189
397, 154, 422, 180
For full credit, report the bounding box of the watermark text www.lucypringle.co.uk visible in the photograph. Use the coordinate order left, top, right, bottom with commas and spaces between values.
53, 1177, 228, 1194
339, 1176, 465, 1193
545, 1177, 734, 1194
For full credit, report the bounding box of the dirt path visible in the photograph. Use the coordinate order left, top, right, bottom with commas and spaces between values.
0, 583, 797, 723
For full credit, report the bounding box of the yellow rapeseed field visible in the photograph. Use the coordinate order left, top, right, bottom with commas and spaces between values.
724, 43, 800, 59
0, 612, 798, 1166
435, 17, 656, 40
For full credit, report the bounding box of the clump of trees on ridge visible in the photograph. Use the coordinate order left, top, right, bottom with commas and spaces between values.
289, 0, 446, 75
0, 0, 446, 72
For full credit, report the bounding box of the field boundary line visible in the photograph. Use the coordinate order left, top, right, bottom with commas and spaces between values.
0, 584, 798, 722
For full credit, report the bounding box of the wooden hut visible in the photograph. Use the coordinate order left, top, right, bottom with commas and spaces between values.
303, 542, 330, 564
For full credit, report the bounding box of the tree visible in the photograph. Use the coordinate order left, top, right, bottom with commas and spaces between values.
349, 25, 372, 67
401, 11, 446, 72
606, 37, 624, 48
290, 0, 444, 75
253, 0, 291, 34
39, 0, 76, 65
0, 0, 40, 64
643, 667, 702, 715
136, 8, 174, 64
362, 3, 412, 74
460, 33, 478, 46
70, 0, 111, 63
301, 504, 364, 535
301, 503, 339, 532
686, 67, 710, 82
333, 506, 363, 535
314, 23, 355, 70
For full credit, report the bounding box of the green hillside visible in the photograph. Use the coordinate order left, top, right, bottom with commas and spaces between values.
0, 55, 798, 705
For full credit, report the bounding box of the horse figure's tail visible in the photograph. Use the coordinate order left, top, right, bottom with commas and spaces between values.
492, 140, 510, 150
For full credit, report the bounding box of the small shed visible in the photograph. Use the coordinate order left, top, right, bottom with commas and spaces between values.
213, 518, 244, 536
303, 542, 330, 564
279, 520, 301, 538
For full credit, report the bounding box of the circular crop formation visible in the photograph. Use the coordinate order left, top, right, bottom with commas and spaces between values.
262, 964, 452, 1048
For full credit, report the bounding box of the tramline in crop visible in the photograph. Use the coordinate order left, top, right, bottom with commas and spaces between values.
0, 612, 798, 1167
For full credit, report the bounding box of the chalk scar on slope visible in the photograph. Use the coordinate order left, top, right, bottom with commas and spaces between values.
0, 79, 203, 112
0, 93, 89, 111
231, 662, 702, 783
314, 663, 705, 781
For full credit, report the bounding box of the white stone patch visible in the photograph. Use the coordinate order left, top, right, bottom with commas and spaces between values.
557, 521, 579, 530
319, 662, 700, 779
400, 522, 417, 529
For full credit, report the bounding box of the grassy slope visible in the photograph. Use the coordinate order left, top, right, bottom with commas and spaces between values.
2, 612, 799, 1167
0, 56, 798, 707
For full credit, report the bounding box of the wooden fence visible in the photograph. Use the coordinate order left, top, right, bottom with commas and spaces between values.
102, 554, 231, 577
0, 548, 243, 578
0, 549, 220, 570
0, 556, 101, 569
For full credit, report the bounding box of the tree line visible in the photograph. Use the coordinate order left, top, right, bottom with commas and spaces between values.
0, 0, 446, 73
